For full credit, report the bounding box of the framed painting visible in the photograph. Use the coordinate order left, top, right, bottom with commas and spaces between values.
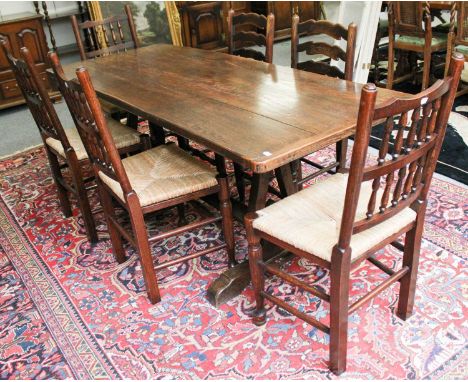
87, 1, 182, 47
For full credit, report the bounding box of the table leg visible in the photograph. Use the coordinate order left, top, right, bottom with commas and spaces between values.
248, 172, 272, 212
206, 167, 295, 307
275, 164, 297, 197
149, 121, 166, 146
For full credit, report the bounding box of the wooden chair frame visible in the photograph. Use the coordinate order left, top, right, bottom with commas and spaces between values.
225, 9, 275, 205
445, 1, 468, 96
1, 40, 101, 242
387, 1, 445, 91
291, 16, 357, 188
245, 53, 464, 375
65, 66, 236, 304
227, 10, 275, 64
71, 4, 139, 61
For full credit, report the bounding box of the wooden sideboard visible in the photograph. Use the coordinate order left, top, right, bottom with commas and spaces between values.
176, 1, 322, 50
0, 13, 60, 110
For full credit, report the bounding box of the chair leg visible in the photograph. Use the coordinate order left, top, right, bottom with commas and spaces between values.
290, 159, 303, 191
386, 42, 395, 89
68, 158, 98, 243
422, 47, 431, 91
329, 247, 351, 375
126, 113, 139, 128
127, 193, 161, 304
218, 176, 236, 267
176, 203, 187, 226
397, 221, 423, 320
233, 162, 246, 204
97, 179, 126, 263
244, 213, 266, 325
45, 148, 72, 217
336, 139, 348, 173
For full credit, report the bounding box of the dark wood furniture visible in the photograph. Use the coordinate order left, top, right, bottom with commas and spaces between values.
446, 2, 467, 96
0, 13, 60, 110
245, 53, 464, 375
53, 44, 406, 306
60, 65, 235, 304
387, 1, 448, 91
1, 41, 142, 243
226, 9, 275, 203
178, 1, 224, 50
227, 10, 275, 63
70, 4, 139, 60
70, 5, 143, 128
291, 17, 357, 187
267, 1, 322, 39
2, 40, 147, 243
177, 1, 322, 51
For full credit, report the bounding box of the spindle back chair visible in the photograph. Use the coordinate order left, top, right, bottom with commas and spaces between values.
0, 39, 99, 242
227, 10, 275, 63
245, 53, 464, 375
291, 16, 357, 187
67, 66, 236, 304
71, 4, 139, 61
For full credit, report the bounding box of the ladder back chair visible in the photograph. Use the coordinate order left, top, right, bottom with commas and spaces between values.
71, 4, 139, 61
226, 9, 275, 205
245, 53, 464, 375
62, 66, 236, 304
227, 10, 275, 64
1, 41, 143, 243
291, 15, 357, 188
387, 1, 447, 91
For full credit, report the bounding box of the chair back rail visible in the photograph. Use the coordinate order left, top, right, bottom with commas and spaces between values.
337, 53, 464, 249
71, 4, 139, 61
291, 16, 356, 81
0, 40, 70, 149
227, 9, 275, 63
389, 1, 431, 38
48, 52, 132, 195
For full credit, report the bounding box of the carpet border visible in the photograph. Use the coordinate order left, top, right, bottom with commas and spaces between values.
0, 195, 121, 379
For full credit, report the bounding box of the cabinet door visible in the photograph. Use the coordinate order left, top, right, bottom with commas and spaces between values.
269, 1, 293, 32
296, 1, 321, 21
15, 22, 48, 67
186, 2, 223, 49
0, 33, 13, 74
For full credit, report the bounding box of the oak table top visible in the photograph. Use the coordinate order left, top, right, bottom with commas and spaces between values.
59, 44, 404, 174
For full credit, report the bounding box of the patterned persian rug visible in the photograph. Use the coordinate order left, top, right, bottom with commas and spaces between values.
0, 146, 466, 379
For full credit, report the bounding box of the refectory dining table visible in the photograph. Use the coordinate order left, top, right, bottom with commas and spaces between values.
55, 44, 404, 307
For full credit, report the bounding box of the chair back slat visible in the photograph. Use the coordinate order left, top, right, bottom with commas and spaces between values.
233, 31, 267, 48
297, 60, 345, 79
336, 54, 464, 248
298, 41, 347, 61
227, 10, 275, 64
232, 12, 267, 28
0, 40, 70, 149
297, 19, 349, 40
71, 5, 139, 61
291, 16, 356, 81
48, 52, 131, 194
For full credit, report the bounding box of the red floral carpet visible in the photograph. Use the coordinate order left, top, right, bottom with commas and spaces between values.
0, 147, 466, 379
